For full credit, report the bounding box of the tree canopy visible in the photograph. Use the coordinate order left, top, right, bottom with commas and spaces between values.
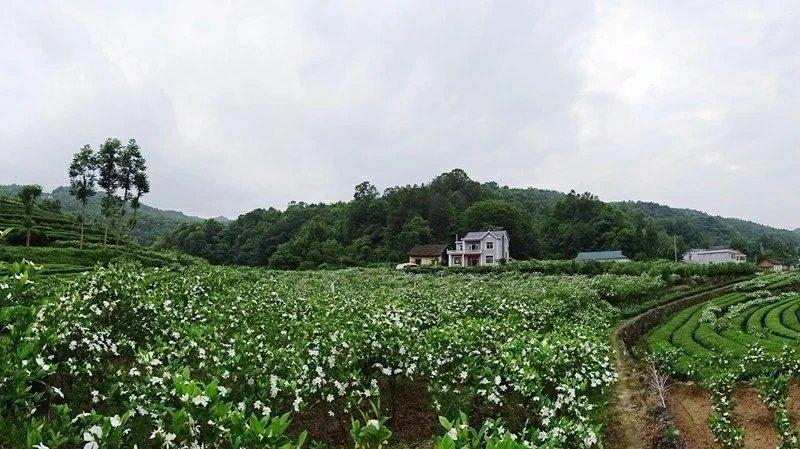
158, 170, 800, 269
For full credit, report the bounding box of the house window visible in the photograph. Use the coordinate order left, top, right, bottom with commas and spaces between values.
486, 241, 494, 250
486, 255, 494, 264
453, 256, 461, 265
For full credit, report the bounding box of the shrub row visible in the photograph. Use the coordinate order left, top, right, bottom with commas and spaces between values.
409, 259, 757, 279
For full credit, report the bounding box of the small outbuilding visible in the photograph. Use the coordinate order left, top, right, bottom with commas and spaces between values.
407, 244, 449, 266
575, 250, 631, 262
758, 258, 786, 272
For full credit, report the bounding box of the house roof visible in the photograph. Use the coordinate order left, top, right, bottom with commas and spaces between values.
461, 230, 509, 240
686, 248, 745, 256
408, 244, 449, 257
759, 258, 784, 266
575, 250, 629, 261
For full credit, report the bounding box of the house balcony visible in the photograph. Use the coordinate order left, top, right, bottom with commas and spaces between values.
447, 248, 482, 255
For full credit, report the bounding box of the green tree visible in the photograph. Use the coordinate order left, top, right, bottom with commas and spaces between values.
17, 185, 43, 247
114, 139, 148, 245
128, 171, 150, 244
117, 139, 143, 202
97, 138, 122, 247
461, 199, 538, 259
68, 144, 98, 249
38, 198, 62, 214
396, 215, 433, 259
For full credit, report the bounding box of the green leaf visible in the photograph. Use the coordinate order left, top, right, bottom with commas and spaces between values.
296, 430, 308, 448
438, 435, 456, 449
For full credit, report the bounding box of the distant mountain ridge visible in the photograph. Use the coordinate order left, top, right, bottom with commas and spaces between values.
0, 184, 202, 244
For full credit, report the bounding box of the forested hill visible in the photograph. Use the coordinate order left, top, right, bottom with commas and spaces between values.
0, 184, 201, 244
617, 201, 800, 258
155, 169, 800, 269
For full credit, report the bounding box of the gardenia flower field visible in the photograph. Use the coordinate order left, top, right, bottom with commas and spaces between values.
1, 262, 668, 448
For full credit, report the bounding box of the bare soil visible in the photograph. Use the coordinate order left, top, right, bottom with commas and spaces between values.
668, 382, 715, 447
668, 382, 800, 449
291, 379, 438, 446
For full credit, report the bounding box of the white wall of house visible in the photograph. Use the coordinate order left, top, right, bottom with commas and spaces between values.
683, 249, 747, 264
448, 231, 509, 267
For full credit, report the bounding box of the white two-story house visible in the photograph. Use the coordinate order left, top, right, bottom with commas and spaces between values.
447, 230, 510, 267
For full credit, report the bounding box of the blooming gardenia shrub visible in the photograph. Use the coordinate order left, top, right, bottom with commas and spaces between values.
0, 262, 659, 448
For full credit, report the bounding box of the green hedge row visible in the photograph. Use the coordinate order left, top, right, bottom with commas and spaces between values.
409, 259, 757, 279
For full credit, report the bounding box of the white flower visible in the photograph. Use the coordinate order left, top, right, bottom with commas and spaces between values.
34, 443, 49, 449
164, 432, 176, 448
89, 425, 102, 438
36, 356, 51, 371
110, 415, 122, 427
367, 419, 380, 429
83, 425, 102, 449
193, 394, 210, 407
447, 428, 458, 441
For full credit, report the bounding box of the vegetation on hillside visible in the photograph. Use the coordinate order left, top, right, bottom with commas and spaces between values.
0, 185, 200, 245
156, 170, 800, 269
0, 195, 106, 247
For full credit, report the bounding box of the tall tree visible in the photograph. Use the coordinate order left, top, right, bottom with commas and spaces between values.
116, 139, 148, 245
68, 145, 98, 249
17, 185, 43, 247
97, 138, 122, 247
128, 171, 150, 244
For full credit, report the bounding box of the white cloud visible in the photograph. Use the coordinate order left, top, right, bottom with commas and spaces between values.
1, 0, 798, 229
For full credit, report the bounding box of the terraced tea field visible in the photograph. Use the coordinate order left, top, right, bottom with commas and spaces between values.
0, 196, 105, 246
648, 272, 800, 378
644, 272, 800, 449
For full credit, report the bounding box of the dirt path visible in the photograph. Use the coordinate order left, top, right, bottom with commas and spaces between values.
605, 324, 658, 449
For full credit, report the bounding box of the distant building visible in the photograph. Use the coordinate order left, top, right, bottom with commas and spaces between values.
758, 258, 786, 272
447, 230, 509, 267
407, 244, 449, 266
683, 247, 747, 264
575, 250, 630, 262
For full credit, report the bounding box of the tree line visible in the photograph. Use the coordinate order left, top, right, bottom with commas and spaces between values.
157, 169, 800, 269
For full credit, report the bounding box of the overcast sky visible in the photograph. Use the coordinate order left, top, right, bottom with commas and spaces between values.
2, 1, 798, 229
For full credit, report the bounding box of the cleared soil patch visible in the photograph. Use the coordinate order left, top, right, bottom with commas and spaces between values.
731, 386, 779, 449
668, 382, 800, 449
788, 381, 800, 424
669, 383, 715, 448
